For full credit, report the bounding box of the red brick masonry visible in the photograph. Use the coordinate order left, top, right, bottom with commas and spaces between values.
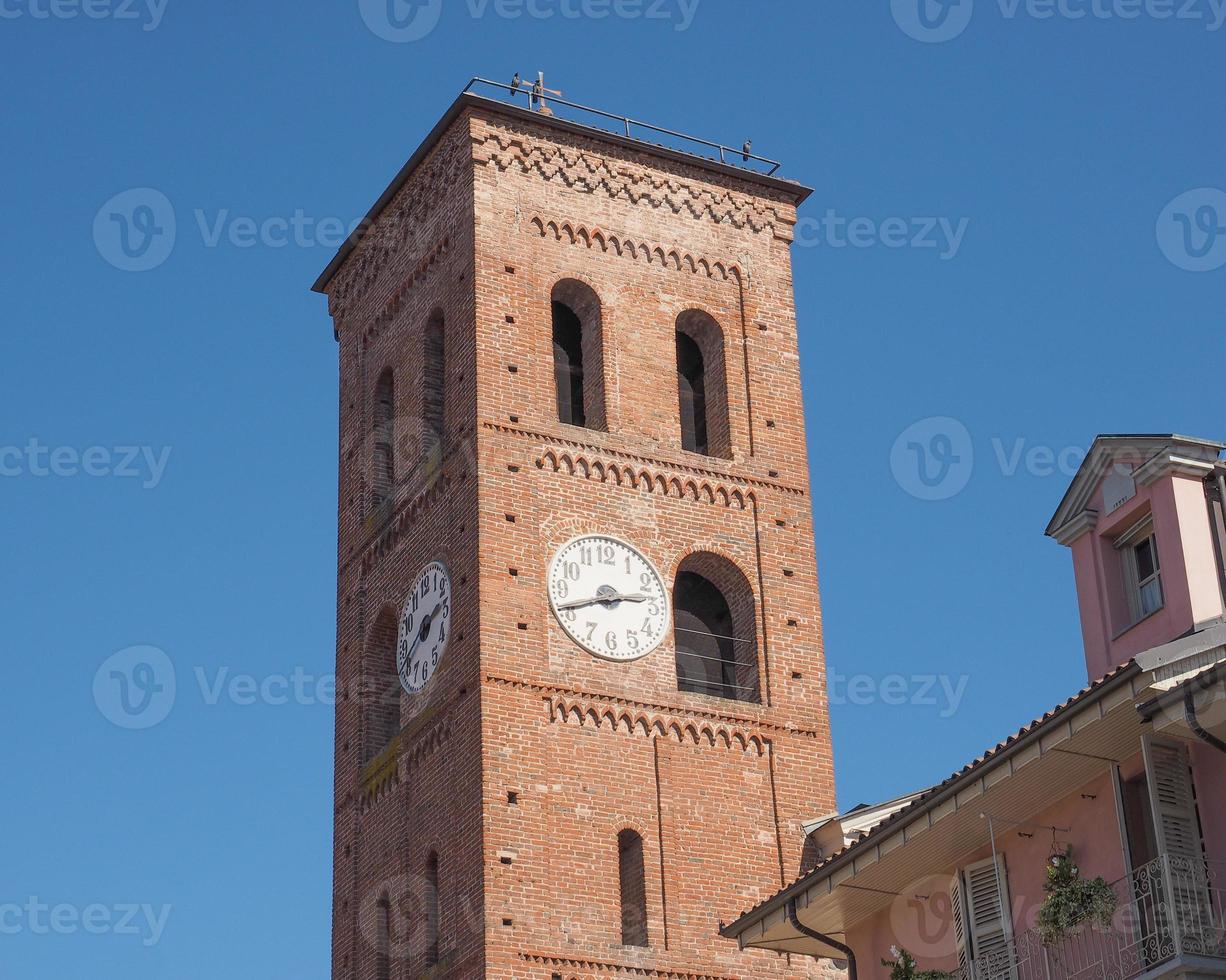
317, 95, 840, 980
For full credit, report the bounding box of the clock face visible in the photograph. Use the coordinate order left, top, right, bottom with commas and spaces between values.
547, 535, 670, 662
396, 560, 452, 695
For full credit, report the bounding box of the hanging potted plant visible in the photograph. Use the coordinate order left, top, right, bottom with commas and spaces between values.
1036, 846, 1118, 947
881, 945, 955, 979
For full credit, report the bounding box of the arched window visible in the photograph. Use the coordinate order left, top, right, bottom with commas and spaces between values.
424, 852, 440, 967
617, 830, 648, 947
675, 311, 730, 458
375, 896, 391, 980
423, 310, 445, 459
673, 553, 760, 702
372, 368, 395, 507
676, 331, 708, 455
551, 279, 606, 430
365, 608, 400, 760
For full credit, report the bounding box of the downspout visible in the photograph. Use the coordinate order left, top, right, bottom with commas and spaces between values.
1185, 686, 1226, 754
786, 898, 857, 980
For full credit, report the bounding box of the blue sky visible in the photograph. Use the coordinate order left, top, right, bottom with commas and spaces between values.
2, 1, 1223, 977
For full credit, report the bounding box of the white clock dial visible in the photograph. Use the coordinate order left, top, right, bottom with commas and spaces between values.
547, 535, 670, 662
397, 560, 452, 694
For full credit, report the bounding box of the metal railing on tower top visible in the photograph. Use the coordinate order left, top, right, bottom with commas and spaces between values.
462, 75, 784, 176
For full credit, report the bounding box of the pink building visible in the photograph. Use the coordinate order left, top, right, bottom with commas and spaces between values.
725, 434, 1226, 980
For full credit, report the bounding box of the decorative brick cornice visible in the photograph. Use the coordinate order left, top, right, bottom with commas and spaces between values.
349, 438, 476, 577
540, 448, 753, 511
483, 674, 821, 741
358, 703, 453, 807
518, 951, 740, 980
328, 126, 468, 323
529, 214, 743, 285
482, 421, 805, 498
547, 692, 768, 755
474, 122, 792, 240
359, 236, 451, 347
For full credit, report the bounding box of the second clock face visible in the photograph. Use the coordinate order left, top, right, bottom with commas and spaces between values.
547, 535, 670, 662
396, 560, 452, 695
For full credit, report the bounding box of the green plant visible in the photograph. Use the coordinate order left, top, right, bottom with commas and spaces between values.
882, 946, 956, 980
1037, 846, 1118, 947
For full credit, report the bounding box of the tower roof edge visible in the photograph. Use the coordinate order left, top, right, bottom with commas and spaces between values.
311, 90, 813, 294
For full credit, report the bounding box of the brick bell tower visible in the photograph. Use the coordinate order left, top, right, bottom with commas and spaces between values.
313, 81, 837, 980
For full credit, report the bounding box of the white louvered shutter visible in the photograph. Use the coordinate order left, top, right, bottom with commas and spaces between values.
949, 870, 969, 972
962, 856, 1016, 980
1143, 735, 1211, 944
1144, 737, 1203, 862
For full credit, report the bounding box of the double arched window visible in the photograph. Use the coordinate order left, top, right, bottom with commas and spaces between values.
673, 553, 760, 702
551, 279, 606, 431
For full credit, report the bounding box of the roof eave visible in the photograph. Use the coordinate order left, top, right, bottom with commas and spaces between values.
721, 660, 1144, 943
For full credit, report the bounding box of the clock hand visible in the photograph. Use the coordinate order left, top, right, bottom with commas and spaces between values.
556, 592, 651, 611
402, 603, 443, 663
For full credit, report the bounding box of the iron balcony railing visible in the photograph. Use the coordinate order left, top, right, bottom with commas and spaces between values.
951, 855, 1226, 980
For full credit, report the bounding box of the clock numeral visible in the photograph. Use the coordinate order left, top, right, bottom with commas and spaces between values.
584, 622, 597, 642
565, 561, 581, 582
626, 630, 640, 651
600, 544, 616, 566
604, 631, 618, 652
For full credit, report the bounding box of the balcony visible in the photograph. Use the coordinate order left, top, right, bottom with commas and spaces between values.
957, 856, 1226, 980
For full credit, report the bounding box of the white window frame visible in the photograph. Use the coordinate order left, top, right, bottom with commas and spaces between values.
1116, 516, 1163, 627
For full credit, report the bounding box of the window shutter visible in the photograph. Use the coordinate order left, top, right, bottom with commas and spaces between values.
949, 871, 969, 972
961, 856, 1016, 979
1143, 736, 1202, 862
1143, 735, 1211, 944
